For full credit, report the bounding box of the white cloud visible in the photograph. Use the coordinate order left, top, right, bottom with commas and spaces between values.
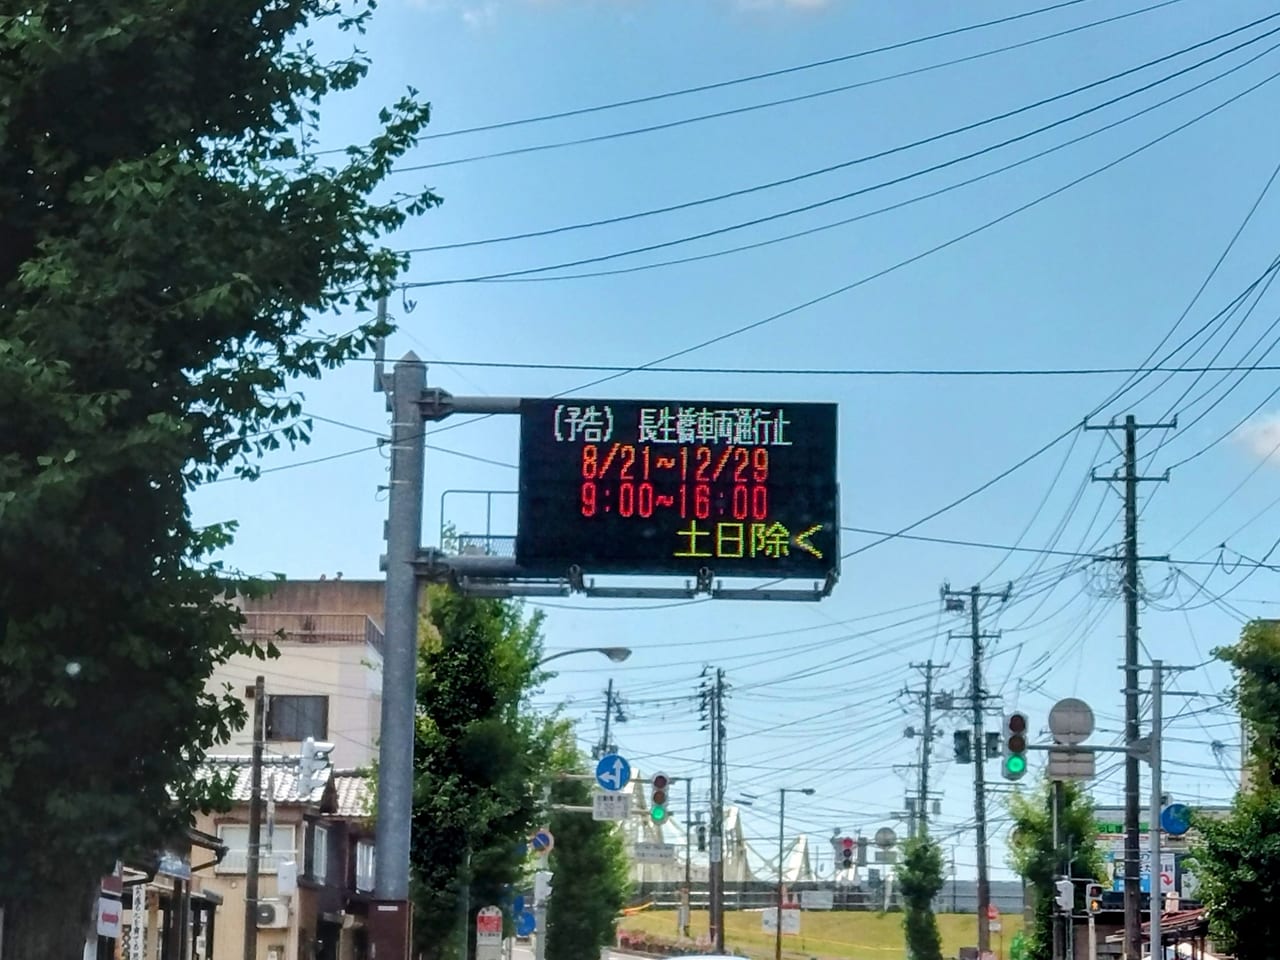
461, 1, 500, 26
1235, 412, 1280, 463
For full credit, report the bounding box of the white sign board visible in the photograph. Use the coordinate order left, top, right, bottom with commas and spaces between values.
800, 889, 834, 911
632, 841, 676, 863
593, 792, 632, 821
989, 921, 1003, 933
96, 897, 123, 939
476, 906, 503, 960
1047, 748, 1096, 781
761, 907, 801, 934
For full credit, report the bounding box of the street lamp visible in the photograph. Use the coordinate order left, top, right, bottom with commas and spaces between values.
535, 646, 632, 668
777, 787, 815, 960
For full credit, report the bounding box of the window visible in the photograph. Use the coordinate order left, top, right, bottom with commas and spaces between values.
311, 824, 330, 882
216, 823, 297, 874
355, 841, 376, 892
265, 695, 328, 741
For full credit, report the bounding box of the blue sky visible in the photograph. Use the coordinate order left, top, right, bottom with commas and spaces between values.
192, 0, 1280, 881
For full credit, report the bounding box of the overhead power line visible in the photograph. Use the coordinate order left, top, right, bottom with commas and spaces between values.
399, 0, 1189, 171
399, 11, 1280, 265
442, 42, 1280, 284
413, 0, 1107, 142
407, 359, 1280, 378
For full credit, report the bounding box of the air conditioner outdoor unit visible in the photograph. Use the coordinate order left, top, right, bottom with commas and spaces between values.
256, 902, 289, 929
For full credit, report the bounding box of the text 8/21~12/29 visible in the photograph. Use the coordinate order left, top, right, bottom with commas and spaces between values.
579, 443, 769, 521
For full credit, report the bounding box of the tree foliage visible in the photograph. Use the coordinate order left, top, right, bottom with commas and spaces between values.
1007, 778, 1104, 960
410, 587, 558, 960
545, 734, 631, 960
898, 835, 944, 960
1188, 619, 1280, 959
0, 1, 437, 954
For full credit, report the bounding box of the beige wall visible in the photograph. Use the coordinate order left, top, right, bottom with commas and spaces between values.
242, 580, 385, 622
195, 808, 306, 960
211, 579, 388, 768
211, 642, 381, 768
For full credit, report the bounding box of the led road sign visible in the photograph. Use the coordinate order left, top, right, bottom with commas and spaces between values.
516, 399, 839, 578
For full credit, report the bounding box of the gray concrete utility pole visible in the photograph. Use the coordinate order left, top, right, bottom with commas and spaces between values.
1149, 660, 1163, 959
598, 678, 618, 759
702, 669, 728, 954
944, 583, 1008, 955
1086, 414, 1173, 960
906, 660, 948, 837
374, 354, 427, 900
243, 675, 265, 960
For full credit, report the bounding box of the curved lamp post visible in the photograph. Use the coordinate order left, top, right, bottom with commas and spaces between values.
536, 646, 632, 668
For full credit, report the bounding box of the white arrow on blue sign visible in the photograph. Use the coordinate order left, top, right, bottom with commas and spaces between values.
595, 753, 631, 792
516, 911, 537, 937
1161, 803, 1192, 837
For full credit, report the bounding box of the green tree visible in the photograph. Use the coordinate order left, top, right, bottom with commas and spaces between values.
546, 736, 631, 960
410, 587, 558, 960
1188, 619, 1280, 959
1007, 778, 1105, 960
0, 2, 436, 954
898, 835, 944, 960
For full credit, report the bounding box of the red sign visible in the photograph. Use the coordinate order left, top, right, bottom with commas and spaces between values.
476, 909, 502, 937
986, 903, 1000, 921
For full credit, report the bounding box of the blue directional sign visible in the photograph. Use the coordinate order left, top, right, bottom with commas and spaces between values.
595, 753, 632, 792
1161, 802, 1192, 837
516, 911, 537, 937
512, 895, 525, 915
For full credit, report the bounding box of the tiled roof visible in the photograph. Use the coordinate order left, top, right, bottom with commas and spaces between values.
333, 770, 374, 819
202, 756, 330, 805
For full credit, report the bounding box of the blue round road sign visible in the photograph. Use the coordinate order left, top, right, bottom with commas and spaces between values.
531, 828, 554, 854
516, 911, 537, 937
595, 753, 632, 792
1161, 802, 1192, 837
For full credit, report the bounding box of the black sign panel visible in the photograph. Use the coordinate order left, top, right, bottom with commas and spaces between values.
516, 399, 839, 578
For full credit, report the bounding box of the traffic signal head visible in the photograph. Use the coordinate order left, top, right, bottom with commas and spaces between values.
839, 837, 855, 869
954, 730, 972, 764
1003, 712, 1029, 781
1055, 879, 1073, 912
299, 736, 336, 793
696, 824, 707, 852
650, 772, 669, 823
1086, 883, 1104, 914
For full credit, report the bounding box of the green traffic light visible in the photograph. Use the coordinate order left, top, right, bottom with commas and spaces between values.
1006, 756, 1026, 775
651, 805, 667, 822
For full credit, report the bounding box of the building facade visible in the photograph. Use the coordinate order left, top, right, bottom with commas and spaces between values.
192, 759, 376, 960
209, 580, 387, 770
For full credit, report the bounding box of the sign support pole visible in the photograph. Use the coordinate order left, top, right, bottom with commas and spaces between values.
1149, 661, 1163, 959
534, 904, 547, 960
374, 354, 427, 904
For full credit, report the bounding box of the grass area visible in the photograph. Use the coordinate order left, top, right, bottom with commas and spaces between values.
618, 909, 1025, 960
